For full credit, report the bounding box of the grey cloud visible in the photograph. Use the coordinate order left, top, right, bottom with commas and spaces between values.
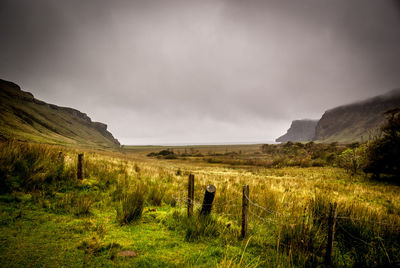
1, 0, 400, 144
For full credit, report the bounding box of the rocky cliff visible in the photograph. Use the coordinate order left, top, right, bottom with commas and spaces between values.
275, 89, 400, 143
314, 88, 400, 143
0, 79, 120, 148
276, 119, 319, 142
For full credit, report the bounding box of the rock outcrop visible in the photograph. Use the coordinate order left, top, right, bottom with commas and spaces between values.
276, 119, 318, 142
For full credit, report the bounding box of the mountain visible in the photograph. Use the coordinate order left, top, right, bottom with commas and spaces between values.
275, 89, 400, 143
314, 88, 400, 143
0, 79, 120, 148
276, 119, 319, 142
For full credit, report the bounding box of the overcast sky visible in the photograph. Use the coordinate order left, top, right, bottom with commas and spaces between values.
1, 0, 400, 145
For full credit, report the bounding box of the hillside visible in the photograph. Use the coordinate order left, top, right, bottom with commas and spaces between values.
0, 79, 120, 148
314, 88, 400, 143
275, 119, 318, 142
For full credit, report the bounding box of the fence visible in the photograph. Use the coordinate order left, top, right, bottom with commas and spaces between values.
173, 174, 400, 266
70, 153, 398, 265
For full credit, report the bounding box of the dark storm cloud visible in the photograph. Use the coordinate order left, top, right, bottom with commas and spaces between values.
1, 0, 400, 144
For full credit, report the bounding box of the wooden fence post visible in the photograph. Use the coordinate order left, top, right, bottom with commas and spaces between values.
200, 185, 216, 215
187, 174, 194, 217
241, 185, 249, 238
77, 153, 84, 180
325, 202, 338, 265
58, 152, 63, 162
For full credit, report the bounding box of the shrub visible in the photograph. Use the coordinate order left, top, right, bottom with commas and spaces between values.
73, 194, 94, 216
338, 144, 367, 175
116, 185, 146, 225
364, 108, 400, 180
185, 215, 221, 241
147, 150, 173, 156
147, 182, 165, 206
164, 154, 177, 159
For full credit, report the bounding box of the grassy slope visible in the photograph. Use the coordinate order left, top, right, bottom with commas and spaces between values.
0, 79, 119, 149
314, 89, 400, 143
1, 143, 399, 267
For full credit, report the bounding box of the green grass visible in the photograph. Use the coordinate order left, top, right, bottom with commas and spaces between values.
0, 141, 399, 267
0, 195, 260, 267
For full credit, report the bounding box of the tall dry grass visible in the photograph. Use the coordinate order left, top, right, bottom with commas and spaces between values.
1, 141, 399, 266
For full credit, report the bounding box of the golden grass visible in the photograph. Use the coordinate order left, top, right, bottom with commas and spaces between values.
1, 141, 399, 266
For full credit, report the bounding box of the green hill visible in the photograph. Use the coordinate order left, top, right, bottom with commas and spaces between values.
0, 79, 120, 148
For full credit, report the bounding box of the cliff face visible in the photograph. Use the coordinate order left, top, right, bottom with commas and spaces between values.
275, 89, 400, 144
0, 79, 120, 148
276, 119, 318, 142
314, 89, 400, 143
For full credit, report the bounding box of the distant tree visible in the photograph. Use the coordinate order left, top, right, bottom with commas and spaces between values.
338, 144, 367, 175
364, 108, 400, 180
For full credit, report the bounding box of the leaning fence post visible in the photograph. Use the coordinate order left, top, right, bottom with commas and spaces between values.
187, 174, 194, 217
325, 202, 338, 265
241, 185, 249, 238
200, 185, 216, 215
77, 153, 84, 180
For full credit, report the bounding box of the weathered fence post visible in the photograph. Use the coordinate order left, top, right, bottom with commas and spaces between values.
187, 174, 194, 217
325, 202, 338, 265
77, 153, 84, 180
200, 185, 216, 215
58, 152, 63, 162
241, 185, 249, 238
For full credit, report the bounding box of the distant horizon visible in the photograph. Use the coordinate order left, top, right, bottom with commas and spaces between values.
122, 140, 279, 147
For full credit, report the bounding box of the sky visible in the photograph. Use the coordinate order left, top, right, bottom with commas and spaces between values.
1, 0, 400, 145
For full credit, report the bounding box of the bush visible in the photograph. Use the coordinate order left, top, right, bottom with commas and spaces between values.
364, 109, 400, 180
338, 144, 367, 175
147, 150, 177, 159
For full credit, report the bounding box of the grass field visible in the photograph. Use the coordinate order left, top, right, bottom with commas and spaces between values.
1, 141, 399, 267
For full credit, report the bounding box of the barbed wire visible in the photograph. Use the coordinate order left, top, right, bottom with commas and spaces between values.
244, 193, 400, 229
336, 223, 372, 246
171, 191, 400, 230
336, 216, 398, 228
244, 193, 283, 216
249, 210, 278, 224
244, 193, 323, 222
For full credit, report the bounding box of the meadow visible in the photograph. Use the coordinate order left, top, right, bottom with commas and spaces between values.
0, 141, 399, 267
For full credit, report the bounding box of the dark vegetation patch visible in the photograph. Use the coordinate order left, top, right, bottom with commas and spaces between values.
364, 108, 400, 182
147, 150, 177, 159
